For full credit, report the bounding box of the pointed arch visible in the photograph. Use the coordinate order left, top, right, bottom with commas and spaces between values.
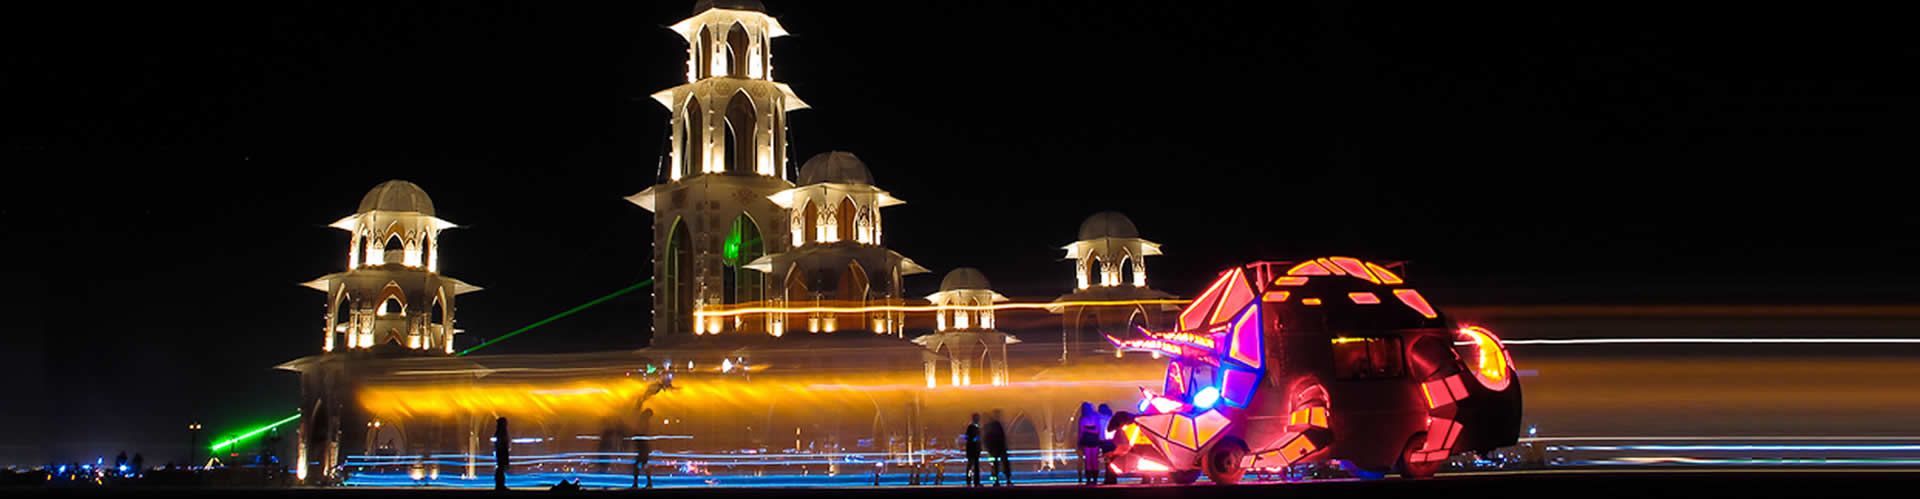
724, 90, 756, 174
801, 199, 818, 245
840, 260, 869, 301
696, 25, 713, 79
420, 232, 434, 271
783, 262, 809, 299
332, 291, 354, 340
683, 96, 705, 176
726, 22, 750, 78
665, 218, 695, 335
1084, 252, 1103, 289
723, 213, 766, 305
835, 197, 857, 243
1119, 251, 1134, 288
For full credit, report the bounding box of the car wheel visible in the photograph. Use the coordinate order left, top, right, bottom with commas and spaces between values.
1397, 433, 1441, 479
1203, 441, 1247, 485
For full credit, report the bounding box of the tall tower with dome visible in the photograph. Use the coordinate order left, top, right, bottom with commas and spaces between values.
626, 0, 808, 341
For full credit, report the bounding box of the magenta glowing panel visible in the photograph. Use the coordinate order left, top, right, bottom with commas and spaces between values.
1221, 368, 1258, 408
1227, 302, 1263, 369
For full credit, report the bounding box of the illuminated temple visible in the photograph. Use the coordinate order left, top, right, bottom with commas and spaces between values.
279, 0, 1178, 486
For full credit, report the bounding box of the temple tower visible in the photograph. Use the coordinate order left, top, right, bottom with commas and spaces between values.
303, 180, 480, 354
1049, 211, 1179, 362
627, 0, 809, 341
749, 152, 929, 336
915, 268, 1017, 387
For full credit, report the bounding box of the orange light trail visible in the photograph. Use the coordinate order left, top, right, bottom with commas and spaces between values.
692, 299, 1189, 318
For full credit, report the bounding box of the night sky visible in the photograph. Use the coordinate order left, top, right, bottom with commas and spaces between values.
4, 1, 1917, 464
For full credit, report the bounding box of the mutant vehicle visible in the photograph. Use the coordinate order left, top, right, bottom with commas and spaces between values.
1105, 258, 1522, 484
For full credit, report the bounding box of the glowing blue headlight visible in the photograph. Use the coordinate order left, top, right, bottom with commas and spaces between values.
1193, 386, 1221, 410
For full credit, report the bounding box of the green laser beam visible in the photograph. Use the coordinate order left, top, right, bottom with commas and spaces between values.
456, 278, 654, 357
210, 413, 301, 452
205, 280, 652, 453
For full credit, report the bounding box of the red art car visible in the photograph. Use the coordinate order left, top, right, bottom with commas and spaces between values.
1106, 258, 1522, 484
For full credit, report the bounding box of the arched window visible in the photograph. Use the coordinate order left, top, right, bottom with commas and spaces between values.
957, 297, 976, 330
421, 234, 434, 271
725, 91, 755, 174
683, 97, 704, 176
1085, 254, 1103, 289
835, 197, 857, 243
801, 200, 818, 245
333, 292, 354, 337
429, 295, 446, 326
839, 260, 869, 302
723, 214, 766, 306
696, 26, 712, 79
727, 22, 750, 78
380, 296, 403, 315
1119, 255, 1134, 288
384, 233, 405, 266
665, 219, 694, 335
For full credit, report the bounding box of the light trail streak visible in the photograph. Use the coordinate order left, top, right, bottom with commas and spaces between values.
209, 413, 301, 452
458, 278, 653, 356
693, 299, 1189, 319
1498, 338, 1920, 346
1574, 457, 1920, 466
1560, 445, 1920, 452
1523, 436, 1920, 443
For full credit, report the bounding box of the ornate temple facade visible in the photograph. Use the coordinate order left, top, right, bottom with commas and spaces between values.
280, 1, 1177, 486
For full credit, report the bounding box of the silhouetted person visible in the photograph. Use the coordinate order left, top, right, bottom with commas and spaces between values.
131, 453, 144, 476
1076, 402, 1100, 484
633, 408, 654, 489
494, 417, 510, 491
964, 413, 982, 486
115, 451, 128, 474
1096, 404, 1117, 485
984, 410, 1010, 486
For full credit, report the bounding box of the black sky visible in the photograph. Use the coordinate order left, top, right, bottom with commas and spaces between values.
4, 0, 1919, 464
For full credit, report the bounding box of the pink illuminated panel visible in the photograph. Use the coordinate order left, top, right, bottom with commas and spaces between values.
1393, 289, 1438, 319
1286, 261, 1331, 276
1365, 262, 1404, 284
1227, 303, 1263, 369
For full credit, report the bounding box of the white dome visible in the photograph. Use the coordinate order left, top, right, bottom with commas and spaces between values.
798, 151, 873, 185
357, 180, 435, 215
1078, 211, 1139, 240
939, 267, 992, 292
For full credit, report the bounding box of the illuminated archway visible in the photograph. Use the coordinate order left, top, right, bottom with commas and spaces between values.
835, 197, 857, 243
665, 218, 694, 335
696, 26, 713, 79
726, 22, 750, 77
682, 96, 704, 177
725, 90, 755, 174
801, 200, 818, 245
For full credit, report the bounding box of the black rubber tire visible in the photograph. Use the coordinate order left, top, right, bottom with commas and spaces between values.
1397, 433, 1442, 479
1203, 442, 1247, 485
1169, 469, 1202, 485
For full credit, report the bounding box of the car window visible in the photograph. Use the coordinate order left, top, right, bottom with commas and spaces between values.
1331, 336, 1405, 380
